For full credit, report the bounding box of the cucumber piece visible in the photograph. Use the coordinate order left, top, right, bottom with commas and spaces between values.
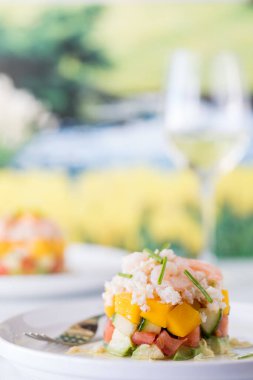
206, 336, 230, 355
200, 309, 222, 337
173, 346, 200, 361
138, 318, 161, 335
132, 344, 164, 360
112, 313, 137, 337
106, 329, 134, 357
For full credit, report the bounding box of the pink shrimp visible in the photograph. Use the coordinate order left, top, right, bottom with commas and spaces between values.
151, 255, 222, 293
171, 255, 222, 284
168, 275, 193, 292
186, 259, 223, 284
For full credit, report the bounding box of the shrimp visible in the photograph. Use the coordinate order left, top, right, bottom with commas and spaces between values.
171, 255, 222, 285
151, 255, 222, 294
186, 259, 223, 284
169, 275, 192, 292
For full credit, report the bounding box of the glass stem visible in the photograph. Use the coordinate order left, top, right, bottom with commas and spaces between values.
199, 174, 217, 262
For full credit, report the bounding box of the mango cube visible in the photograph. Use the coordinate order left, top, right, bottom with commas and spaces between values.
105, 299, 115, 318
141, 299, 173, 328
222, 289, 230, 315
167, 302, 201, 337
115, 293, 141, 324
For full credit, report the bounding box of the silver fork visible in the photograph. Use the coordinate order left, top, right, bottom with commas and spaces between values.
25, 313, 104, 347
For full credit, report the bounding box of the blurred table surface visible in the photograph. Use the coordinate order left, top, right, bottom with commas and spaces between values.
1, 259, 253, 379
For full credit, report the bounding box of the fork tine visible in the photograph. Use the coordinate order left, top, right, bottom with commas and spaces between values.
25, 332, 39, 338
25, 332, 57, 343
32, 333, 44, 338
24, 332, 40, 340
24, 332, 77, 346
24, 313, 104, 347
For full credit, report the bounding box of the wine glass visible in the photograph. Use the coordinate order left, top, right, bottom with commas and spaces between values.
164, 50, 251, 260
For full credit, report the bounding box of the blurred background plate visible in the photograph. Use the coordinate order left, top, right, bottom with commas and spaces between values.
0, 244, 125, 299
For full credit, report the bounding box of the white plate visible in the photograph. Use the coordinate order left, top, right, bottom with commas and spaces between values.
0, 301, 253, 380
0, 244, 125, 299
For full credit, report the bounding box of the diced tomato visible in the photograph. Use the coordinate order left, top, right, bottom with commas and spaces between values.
103, 319, 115, 343
22, 257, 35, 273
215, 315, 229, 338
132, 331, 156, 346
52, 258, 64, 273
155, 330, 186, 357
184, 326, 200, 348
0, 265, 8, 275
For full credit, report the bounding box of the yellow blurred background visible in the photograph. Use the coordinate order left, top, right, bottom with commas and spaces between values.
0, 167, 252, 258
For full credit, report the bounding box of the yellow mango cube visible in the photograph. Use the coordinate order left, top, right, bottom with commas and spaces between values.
115, 293, 141, 324
105, 297, 115, 318
222, 289, 230, 315
140, 299, 173, 328
167, 302, 201, 337
0, 242, 10, 257
31, 240, 64, 258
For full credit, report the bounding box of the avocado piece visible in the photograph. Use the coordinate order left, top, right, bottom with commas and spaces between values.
206, 336, 230, 355
200, 309, 222, 338
132, 344, 164, 360
113, 313, 137, 337
106, 329, 134, 357
173, 346, 201, 361
138, 318, 161, 335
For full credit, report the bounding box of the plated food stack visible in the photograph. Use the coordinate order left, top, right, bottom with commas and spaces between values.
103, 247, 230, 360
0, 212, 65, 275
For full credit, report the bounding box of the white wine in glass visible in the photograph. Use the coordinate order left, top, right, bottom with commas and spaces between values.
165, 51, 251, 259
168, 124, 248, 176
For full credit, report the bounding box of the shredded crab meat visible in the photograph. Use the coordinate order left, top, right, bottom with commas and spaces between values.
103, 249, 225, 311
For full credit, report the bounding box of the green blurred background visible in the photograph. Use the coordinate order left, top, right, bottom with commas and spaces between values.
0, 3, 253, 119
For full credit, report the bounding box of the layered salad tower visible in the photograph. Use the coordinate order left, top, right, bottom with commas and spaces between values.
103, 247, 230, 360
0, 212, 65, 274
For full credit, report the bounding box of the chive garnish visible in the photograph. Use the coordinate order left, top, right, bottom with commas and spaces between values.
158, 257, 167, 285
184, 269, 213, 303
144, 248, 163, 263
138, 318, 145, 331
117, 272, 133, 279
237, 353, 253, 360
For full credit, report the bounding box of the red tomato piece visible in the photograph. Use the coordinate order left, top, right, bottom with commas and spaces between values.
215, 315, 229, 338
52, 258, 64, 273
184, 326, 200, 348
0, 265, 8, 275
132, 331, 156, 346
22, 257, 35, 274
103, 319, 115, 343
156, 330, 186, 357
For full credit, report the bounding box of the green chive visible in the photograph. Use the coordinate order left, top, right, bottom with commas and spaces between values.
138, 318, 145, 331
237, 353, 253, 360
117, 272, 133, 279
184, 269, 213, 303
158, 257, 167, 285
144, 248, 163, 263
